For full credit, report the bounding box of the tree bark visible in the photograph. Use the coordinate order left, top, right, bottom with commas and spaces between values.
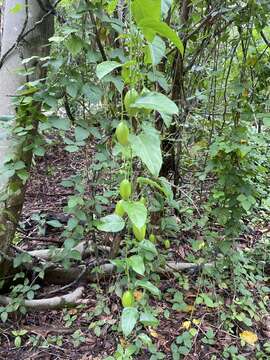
0, 1, 54, 264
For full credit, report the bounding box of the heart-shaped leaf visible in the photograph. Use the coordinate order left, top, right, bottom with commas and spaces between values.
96, 214, 125, 232
121, 307, 139, 337
128, 255, 145, 275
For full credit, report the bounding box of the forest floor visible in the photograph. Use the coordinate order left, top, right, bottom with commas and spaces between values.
0, 140, 269, 360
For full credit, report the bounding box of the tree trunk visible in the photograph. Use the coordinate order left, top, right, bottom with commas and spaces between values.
0, 1, 54, 261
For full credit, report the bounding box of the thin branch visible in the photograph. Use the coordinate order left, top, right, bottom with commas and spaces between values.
91, 14, 107, 61
0, 0, 62, 69
260, 30, 270, 48
63, 93, 76, 123
220, 40, 240, 132
86, 1, 107, 61
184, 8, 218, 42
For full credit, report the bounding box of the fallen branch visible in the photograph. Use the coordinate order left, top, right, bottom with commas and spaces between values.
0, 286, 84, 310
166, 261, 207, 271
44, 261, 213, 285
28, 240, 110, 261
28, 242, 87, 261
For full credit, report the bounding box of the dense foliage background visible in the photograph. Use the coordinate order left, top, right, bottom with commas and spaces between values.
0, 0, 270, 359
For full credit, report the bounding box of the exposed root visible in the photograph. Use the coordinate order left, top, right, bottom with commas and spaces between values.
0, 286, 84, 310
44, 261, 212, 285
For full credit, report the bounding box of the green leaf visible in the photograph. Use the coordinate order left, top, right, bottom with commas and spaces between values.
129, 125, 162, 176
18, 329, 28, 336
66, 81, 80, 97
145, 36, 166, 65
107, 0, 118, 14
121, 308, 138, 337
96, 61, 123, 80
128, 255, 145, 275
103, 75, 124, 93
64, 238, 75, 250
46, 220, 63, 228
66, 35, 83, 56
139, 19, 184, 54
159, 177, 174, 200
68, 195, 84, 208
15, 336, 21, 348
33, 146, 45, 157
137, 177, 167, 196
65, 145, 79, 153
13, 253, 32, 268
202, 295, 216, 308
17, 169, 29, 184
147, 70, 169, 91
160, 112, 172, 127
122, 201, 147, 228
10, 3, 23, 14
139, 240, 158, 256
237, 194, 256, 212
27, 290, 35, 300
49, 116, 71, 131
138, 333, 152, 346
81, 84, 103, 104
132, 0, 161, 24
132, 91, 178, 115
1, 312, 8, 323
140, 311, 159, 327
96, 214, 125, 232
13, 161, 25, 170
263, 117, 270, 127
75, 126, 90, 142
49, 35, 66, 43
69, 250, 82, 261
135, 279, 161, 297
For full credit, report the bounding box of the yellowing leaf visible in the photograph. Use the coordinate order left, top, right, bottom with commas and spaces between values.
149, 328, 159, 338
219, 282, 228, 289
242, 89, 249, 97
240, 330, 258, 345
183, 305, 195, 313
182, 321, 191, 330
192, 319, 201, 326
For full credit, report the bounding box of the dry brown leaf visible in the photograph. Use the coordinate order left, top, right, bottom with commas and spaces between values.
149, 327, 159, 338
68, 308, 78, 315
133, 290, 143, 301
120, 336, 129, 348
